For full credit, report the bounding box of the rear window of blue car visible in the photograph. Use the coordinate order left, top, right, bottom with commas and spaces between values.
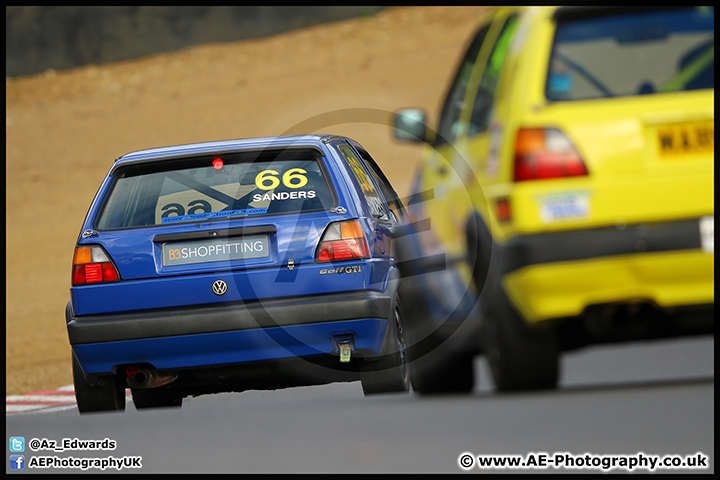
96, 149, 336, 229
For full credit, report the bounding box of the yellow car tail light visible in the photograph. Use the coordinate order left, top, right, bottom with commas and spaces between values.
514, 128, 588, 181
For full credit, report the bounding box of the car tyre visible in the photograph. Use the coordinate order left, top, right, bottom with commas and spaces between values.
410, 349, 474, 395
72, 354, 126, 414
482, 290, 559, 391
361, 298, 410, 395
131, 386, 183, 409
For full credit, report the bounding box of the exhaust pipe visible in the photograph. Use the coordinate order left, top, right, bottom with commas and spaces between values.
125, 365, 178, 389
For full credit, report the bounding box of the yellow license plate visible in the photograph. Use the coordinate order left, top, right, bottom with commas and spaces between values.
657, 120, 714, 158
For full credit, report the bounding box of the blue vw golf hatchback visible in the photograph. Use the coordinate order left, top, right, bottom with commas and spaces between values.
67, 134, 409, 413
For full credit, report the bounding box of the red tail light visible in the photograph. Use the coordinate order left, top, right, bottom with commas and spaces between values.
72, 245, 120, 285
514, 128, 588, 181
317, 220, 370, 262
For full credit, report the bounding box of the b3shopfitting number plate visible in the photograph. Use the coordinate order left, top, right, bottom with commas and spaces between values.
162, 235, 269, 266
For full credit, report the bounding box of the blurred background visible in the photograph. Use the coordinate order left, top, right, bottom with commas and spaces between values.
5, 6, 490, 395
6, 6, 384, 77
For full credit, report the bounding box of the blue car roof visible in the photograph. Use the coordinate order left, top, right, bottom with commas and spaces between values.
113, 134, 356, 171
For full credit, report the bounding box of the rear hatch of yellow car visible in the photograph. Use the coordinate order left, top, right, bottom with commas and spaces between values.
509, 6, 713, 237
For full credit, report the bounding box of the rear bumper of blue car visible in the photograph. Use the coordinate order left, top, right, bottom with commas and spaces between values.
67, 290, 391, 378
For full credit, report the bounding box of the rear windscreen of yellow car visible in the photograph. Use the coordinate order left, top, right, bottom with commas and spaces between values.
547, 7, 714, 101
96, 149, 335, 229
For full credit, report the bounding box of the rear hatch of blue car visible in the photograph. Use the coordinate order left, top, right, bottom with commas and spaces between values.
70, 144, 368, 316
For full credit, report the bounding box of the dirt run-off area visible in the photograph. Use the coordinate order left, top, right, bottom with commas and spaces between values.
5, 6, 489, 395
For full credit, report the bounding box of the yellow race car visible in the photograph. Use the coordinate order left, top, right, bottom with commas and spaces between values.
393, 6, 714, 393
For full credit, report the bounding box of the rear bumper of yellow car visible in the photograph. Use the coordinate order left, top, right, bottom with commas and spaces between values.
499, 217, 714, 324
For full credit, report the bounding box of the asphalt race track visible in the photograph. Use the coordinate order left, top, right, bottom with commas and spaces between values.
5, 335, 713, 474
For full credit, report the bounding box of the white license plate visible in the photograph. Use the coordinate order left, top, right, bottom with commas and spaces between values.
699, 216, 714, 254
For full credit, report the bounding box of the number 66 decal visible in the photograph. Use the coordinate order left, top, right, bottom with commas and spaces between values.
255, 168, 308, 190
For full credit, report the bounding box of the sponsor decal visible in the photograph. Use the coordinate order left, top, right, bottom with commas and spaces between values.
163, 235, 269, 266
161, 208, 267, 224
339, 146, 389, 219
537, 190, 591, 223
